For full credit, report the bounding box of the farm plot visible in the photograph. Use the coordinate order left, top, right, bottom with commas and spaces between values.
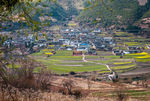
31, 50, 136, 74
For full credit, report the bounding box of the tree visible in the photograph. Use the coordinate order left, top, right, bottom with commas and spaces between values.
0, 0, 55, 88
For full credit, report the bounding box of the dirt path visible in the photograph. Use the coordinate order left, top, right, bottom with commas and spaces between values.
82, 54, 112, 72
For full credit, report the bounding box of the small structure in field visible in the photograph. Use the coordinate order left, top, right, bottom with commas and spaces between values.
73, 50, 82, 56
106, 65, 119, 82
86, 48, 97, 55
112, 49, 124, 56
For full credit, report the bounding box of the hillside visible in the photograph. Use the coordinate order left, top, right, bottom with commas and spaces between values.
33, 0, 85, 22
77, 0, 150, 36
57, 0, 85, 10
1, 0, 85, 31
78, 0, 139, 27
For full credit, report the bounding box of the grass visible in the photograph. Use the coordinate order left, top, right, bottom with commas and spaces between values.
115, 66, 136, 73
7, 64, 20, 69
99, 70, 111, 74
124, 52, 150, 62
126, 52, 148, 56
127, 90, 150, 96
52, 50, 73, 56
86, 55, 99, 59
92, 89, 150, 98
124, 42, 141, 46
113, 62, 132, 65
31, 50, 139, 74
111, 64, 136, 70
113, 47, 128, 50
33, 67, 43, 73
7, 63, 42, 73
104, 55, 120, 59
136, 58, 150, 62
136, 55, 150, 59
32, 50, 108, 74
36, 58, 107, 74
90, 59, 116, 64
31, 51, 43, 56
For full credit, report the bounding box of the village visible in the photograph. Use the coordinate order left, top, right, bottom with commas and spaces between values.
2, 0, 150, 101
1, 25, 150, 81
2, 26, 149, 57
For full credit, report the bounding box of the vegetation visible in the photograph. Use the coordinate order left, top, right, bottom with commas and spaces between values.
31, 50, 138, 74
111, 64, 136, 70
1, 0, 150, 101
78, 0, 150, 37
32, 50, 108, 73
78, 0, 139, 27
113, 62, 132, 65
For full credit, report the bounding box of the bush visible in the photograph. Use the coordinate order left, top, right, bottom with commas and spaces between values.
1, 58, 52, 91
113, 84, 129, 101
69, 71, 76, 75
62, 79, 75, 95
72, 89, 83, 99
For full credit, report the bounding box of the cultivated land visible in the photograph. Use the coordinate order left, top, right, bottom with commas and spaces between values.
27, 33, 150, 101
31, 33, 150, 78
31, 50, 137, 74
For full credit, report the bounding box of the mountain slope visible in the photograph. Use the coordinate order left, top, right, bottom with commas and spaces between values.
77, 0, 150, 36
77, 0, 139, 27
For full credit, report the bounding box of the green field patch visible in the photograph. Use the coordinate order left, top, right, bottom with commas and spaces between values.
127, 90, 150, 96
86, 55, 99, 59
92, 89, 150, 98
7, 64, 20, 69
33, 51, 108, 73
124, 52, 150, 62
31, 50, 138, 74
31, 51, 43, 56
99, 70, 111, 74
58, 62, 100, 66
90, 59, 117, 64
114, 32, 132, 37
111, 64, 136, 70
126, 52, 148, 56
113, 47, 128, 50
49, 64, 107, 74
50, 56, 82, 61
104, 55, 120, 59
53, 50, 73, 56
113, 62, 132, 65
33, 67, 43, 73
136, 58, 150, 62
136, 55, 150, 59
124, 42, 140, 46
124, 54, 144, 59
116, 66, 136, 73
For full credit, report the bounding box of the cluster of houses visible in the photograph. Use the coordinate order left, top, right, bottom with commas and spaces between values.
112, 46, 145, 56
59, 28, 115, 52
1, 26, 150, 57
1, 27, 117, 56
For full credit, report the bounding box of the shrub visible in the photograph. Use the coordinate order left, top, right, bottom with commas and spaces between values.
62, 79, 75, 95
113, 84, 129, 101
1, 58, 52, 91
69, 71, 76, 75
72, 89, 83, 99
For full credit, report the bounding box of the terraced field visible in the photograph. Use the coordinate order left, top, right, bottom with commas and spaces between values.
31, 50, 137, 74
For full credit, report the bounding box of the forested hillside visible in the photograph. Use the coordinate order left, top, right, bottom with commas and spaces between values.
33, 0, 85, 22
1, 0, 85, 31
77, 0, 150, 37
2, 0, 150, 36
